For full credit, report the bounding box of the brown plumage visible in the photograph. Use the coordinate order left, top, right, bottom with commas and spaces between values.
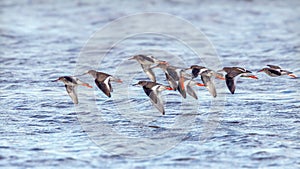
84, 70, 122, 97
52, 76, 92, 104
221, 67, 258, 94
133, 81, 172, 115
258, 65, 297, 78
128, 54, 166, 82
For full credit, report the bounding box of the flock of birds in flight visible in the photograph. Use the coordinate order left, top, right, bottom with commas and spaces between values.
53, 54, 297, 115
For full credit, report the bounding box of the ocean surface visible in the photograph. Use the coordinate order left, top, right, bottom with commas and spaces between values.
1, 0, 299, 168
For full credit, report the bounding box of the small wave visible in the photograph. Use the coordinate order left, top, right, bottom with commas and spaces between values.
29, 148, 44, 151
172, 157, 198, 162
251, 151, 286, 161
30, 115, 51, 119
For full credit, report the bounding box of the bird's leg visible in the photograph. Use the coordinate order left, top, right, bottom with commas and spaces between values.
82, 83, 93, 88
214, 72, 225, 80
165, 87, 173, 90
216, 76, 225, 80
288, 74, 297, 78
111, 77, 123, 83
247, 75, 259, 79
196, 83, 205, 87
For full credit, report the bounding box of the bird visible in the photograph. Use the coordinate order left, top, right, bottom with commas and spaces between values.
83, 70, 122, 97
186, 65, 224, 97
152, 62, 183, 91
152, 63, 205, 99
133, 81, 173, 115
220, 67, 258, 94
52, 76, 92, 104
177, 69, 205, 99
177, 69, 188, 98
128, 54, 167, 82
185, 80, 205, 100
257, 65, 297, 78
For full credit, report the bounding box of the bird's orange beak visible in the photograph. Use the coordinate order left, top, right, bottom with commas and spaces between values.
257, 69, 264, 73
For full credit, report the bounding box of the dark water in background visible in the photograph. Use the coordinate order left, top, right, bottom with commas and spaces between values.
1, 0, 300, 168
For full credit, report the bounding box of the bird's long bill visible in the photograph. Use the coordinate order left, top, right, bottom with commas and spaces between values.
52, 79, 59, 82
128, 56, 135, 60
132, 83, 139, 86
74, 72, 88, 77
257, 69, 264, 73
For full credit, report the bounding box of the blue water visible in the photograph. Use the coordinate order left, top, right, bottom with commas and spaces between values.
1, 0, 300, 168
